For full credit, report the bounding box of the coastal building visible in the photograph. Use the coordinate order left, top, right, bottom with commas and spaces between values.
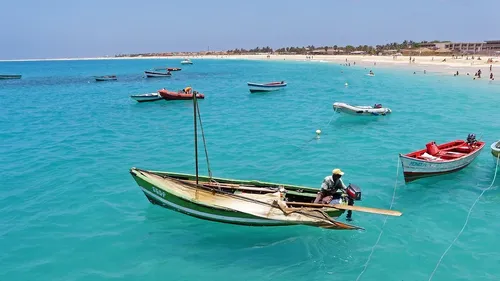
444, 42, 483, 53
484, 40, 500, 54
419, 42, 448, 50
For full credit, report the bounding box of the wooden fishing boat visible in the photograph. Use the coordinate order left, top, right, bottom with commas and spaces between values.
181, 59, 193, 65
491, 140, 500, 164
154, 67, 182, 71
145, 70, 172, 78
333, 102, 391, 116
399, 134, 485, 183
130, 92, 163, 102
247, 81, 287, 93
158, 88, 204, 100
0, 74, 22, 79
95, 75, 117, 81
129, 90, 401, 230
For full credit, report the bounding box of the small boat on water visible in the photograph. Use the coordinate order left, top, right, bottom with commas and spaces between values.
491, 140, 500, 164
130, 92, 401, 230
154, 67, 182, 71
247, 81, 287, 93
95, 75, 117, 81
181, 59, 193, 65
130, 92, 163, 103
399, 134, 485, 183
158, 87, 204, 100
0, 74, 22, 79
145, 70, 172, 78
333, 102, 391, 116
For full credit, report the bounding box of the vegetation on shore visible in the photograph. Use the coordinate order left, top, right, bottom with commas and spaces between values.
115, 40, 454, 57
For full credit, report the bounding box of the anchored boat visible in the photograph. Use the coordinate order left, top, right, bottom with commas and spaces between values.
129, 91, 401, 230
158, 87, 204, 100
0, 74, 22, 79
130, 92, 163, 103
399, 134, 485, 183
95, 75, 117, 81
145, 70, 172, 78
181, 59, 193, 65
333, 102, 391, 116
491, 140, 500, 164
247, 81, 287, 93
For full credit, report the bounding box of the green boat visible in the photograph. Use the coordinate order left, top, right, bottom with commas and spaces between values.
130, 94, 401, 230
0, 74, 22, 79
492, 140, 500, 165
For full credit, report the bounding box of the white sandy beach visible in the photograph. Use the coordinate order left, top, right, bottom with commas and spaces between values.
1, 54, 498, 82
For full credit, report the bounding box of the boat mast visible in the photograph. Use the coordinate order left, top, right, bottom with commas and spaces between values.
193, 90, 199, 185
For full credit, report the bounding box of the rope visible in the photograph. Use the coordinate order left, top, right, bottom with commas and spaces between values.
355, 156, 400, 281
196, 103, 212, 179
428, 153, 500, 281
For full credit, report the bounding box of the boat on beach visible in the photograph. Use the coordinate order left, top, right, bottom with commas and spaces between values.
491, 140, 500, 164
130, 92, 163, 103
158, 88, 204, 100
0, 74, 22, 79
247, 81, 287, 93
399, 134, 485, 183
95, 75, 117, 81
333, 102, 392, 116
145, 70, 172, 78
129, 91, 401, 230
181, 59, 193, 65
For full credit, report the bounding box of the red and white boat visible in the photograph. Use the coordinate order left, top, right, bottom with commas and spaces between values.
399, 134, 485, 183
158, 88, 204, 100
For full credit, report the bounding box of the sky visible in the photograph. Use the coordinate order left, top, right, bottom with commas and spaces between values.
0, 0, 499, 59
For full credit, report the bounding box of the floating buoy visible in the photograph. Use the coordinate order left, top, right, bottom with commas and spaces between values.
345, 82, 348, 87
316, 129, 321, 138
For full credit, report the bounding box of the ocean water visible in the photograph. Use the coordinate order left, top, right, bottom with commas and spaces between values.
1, 58, 499, 281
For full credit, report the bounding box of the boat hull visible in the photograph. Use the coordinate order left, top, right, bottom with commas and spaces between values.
129, 169, 352, 228
158, 89, 205, 100
247, 82, 287, 93
492, 141, 500, 165
0, 75, 22, 79
130, 93, 163, 102
145, 71, 172, 78
333, 102, 391, 116
95, 77, 117, 81
400, 142, 485, 183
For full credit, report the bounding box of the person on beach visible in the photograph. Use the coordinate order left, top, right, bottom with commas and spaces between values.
314, 169, 347, 204
491, 65, 493, 72
491, 73, 494, 80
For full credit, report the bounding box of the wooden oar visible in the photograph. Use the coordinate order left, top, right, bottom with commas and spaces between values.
286, 202, 402, 217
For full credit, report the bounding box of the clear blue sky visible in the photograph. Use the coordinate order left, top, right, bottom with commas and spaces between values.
1, 0, 499, 59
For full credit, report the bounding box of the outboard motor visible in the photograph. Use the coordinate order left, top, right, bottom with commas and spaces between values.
466, 133, 477, 146
345, 184, 362, 221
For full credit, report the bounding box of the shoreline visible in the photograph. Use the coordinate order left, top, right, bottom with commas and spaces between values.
1, 54, 497, 81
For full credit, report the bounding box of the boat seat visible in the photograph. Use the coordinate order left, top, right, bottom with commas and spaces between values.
453, 146, 472, 153
438, 151, 466, 159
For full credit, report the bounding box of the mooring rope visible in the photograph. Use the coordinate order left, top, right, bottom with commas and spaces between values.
428, 154, 500, 281
355, 157, 400, 281
196, 103, 212, 179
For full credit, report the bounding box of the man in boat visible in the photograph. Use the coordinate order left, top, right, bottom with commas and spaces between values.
314, 168, 347, 205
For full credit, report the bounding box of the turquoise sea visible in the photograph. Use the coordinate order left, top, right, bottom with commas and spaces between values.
1, 58, 499, 281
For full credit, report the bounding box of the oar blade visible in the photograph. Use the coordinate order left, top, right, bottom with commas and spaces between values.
332, 204, 402, 216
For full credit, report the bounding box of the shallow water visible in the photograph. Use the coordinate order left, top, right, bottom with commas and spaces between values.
1, 58, 499, 281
